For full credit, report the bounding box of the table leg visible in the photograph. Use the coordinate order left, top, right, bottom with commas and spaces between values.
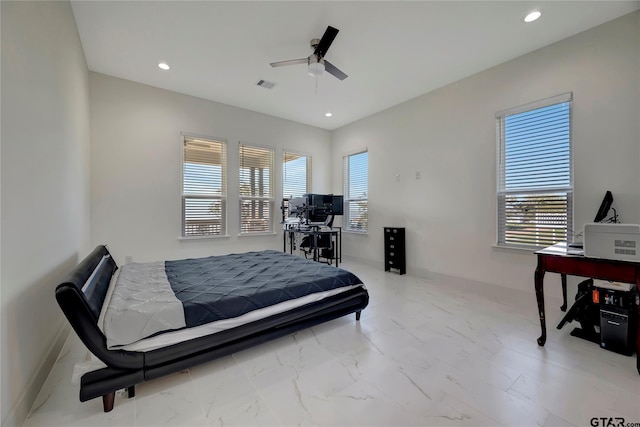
560, 274, 568, 312
535, 261, 547, 346
313, 234, 319, 262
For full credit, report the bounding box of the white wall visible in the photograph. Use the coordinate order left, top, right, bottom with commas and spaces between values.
0, 7, 636, 425
0, 1, 91, 425
90, 73, 332, 264
331, 11, 640, 296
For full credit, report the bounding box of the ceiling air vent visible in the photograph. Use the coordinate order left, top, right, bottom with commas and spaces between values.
256, 79, 276, 89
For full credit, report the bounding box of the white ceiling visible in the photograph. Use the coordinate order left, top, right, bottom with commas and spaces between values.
70, 1, 639, 130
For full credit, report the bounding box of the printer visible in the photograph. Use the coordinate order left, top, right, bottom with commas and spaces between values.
583, 223, 640, 261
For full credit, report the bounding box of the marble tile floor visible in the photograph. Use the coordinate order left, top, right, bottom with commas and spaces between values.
24, 260, 639, 427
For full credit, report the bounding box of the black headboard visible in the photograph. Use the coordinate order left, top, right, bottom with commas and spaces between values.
56, 245, 144, 370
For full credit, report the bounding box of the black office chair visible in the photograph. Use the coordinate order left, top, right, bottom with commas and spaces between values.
300, 216, 334, 264
300, 234, 333, 263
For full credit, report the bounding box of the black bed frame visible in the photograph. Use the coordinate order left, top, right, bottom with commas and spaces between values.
55, 245, 369, 412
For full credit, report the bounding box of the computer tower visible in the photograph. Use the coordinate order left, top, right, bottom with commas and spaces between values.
600, 307, 635, 355
597, 287, 637, 356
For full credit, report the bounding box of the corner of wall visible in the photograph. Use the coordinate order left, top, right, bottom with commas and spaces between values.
2, 325, 70, 427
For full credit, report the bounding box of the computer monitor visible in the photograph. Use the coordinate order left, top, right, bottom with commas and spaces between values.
288, 197, 306, 217
330, 195, 344, 215
593, 191, 613, 223
304, 194, 344, 223
305, 194, 343, 218
307, 211, 328, 224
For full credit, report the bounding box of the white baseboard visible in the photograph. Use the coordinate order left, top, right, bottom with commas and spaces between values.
3, 323, 70, 427
341, 254, 378, 269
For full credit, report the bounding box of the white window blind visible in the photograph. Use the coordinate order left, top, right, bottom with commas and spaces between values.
344, 150, 368, 232
239, 143, 274, 234
497, 93, 573, 248
283, 151, 311, 199
182, 136, 227, 237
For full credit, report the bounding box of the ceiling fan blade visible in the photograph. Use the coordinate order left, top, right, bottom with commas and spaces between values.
313, 26, 339, 58
324, 60, 348, 81
270, 58, 308, 68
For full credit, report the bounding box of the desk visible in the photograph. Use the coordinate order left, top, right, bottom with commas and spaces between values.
534, 242, 640, 374
283, 227, 341, 267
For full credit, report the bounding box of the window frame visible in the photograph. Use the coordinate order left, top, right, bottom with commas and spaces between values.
282, 149, 312, 200
343, 149, 369, 233
496, 93, 573, 249
181, 134, 227, 238
238, 142, 275, 235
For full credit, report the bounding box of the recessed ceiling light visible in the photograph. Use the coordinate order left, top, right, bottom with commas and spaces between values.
524, 10, 542, 23
158, 62, 171, 70
325, 112, 333, 117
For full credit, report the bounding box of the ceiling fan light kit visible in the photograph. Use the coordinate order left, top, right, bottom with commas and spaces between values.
308, 55, 325, 76
270, 25, 348, 81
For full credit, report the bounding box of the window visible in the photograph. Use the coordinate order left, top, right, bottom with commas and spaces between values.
239, 143, 274, 234
344, 150, 368, 232
497, 93, 573, 248
182, 136, 227, 237
283, 151, 311, 199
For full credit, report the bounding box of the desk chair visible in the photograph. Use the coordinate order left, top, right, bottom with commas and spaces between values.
300, 216, 335, 264
300, 234, 334, 263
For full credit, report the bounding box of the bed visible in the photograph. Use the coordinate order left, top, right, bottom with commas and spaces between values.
55, 245, 369, 412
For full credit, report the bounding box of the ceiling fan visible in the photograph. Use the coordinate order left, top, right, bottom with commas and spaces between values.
270, 25, 348, 81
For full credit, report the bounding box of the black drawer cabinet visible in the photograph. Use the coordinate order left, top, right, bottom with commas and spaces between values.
384, 227, 406, 275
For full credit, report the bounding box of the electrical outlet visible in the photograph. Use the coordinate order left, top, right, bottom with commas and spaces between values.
415, 171, 421, 180
125, 256, 133, 264
396, 174, 400, 182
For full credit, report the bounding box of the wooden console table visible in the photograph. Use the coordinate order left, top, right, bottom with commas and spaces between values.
534, 242, 640, 374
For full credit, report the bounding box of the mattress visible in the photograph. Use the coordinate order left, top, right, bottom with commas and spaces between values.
101, 250, 364, 350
